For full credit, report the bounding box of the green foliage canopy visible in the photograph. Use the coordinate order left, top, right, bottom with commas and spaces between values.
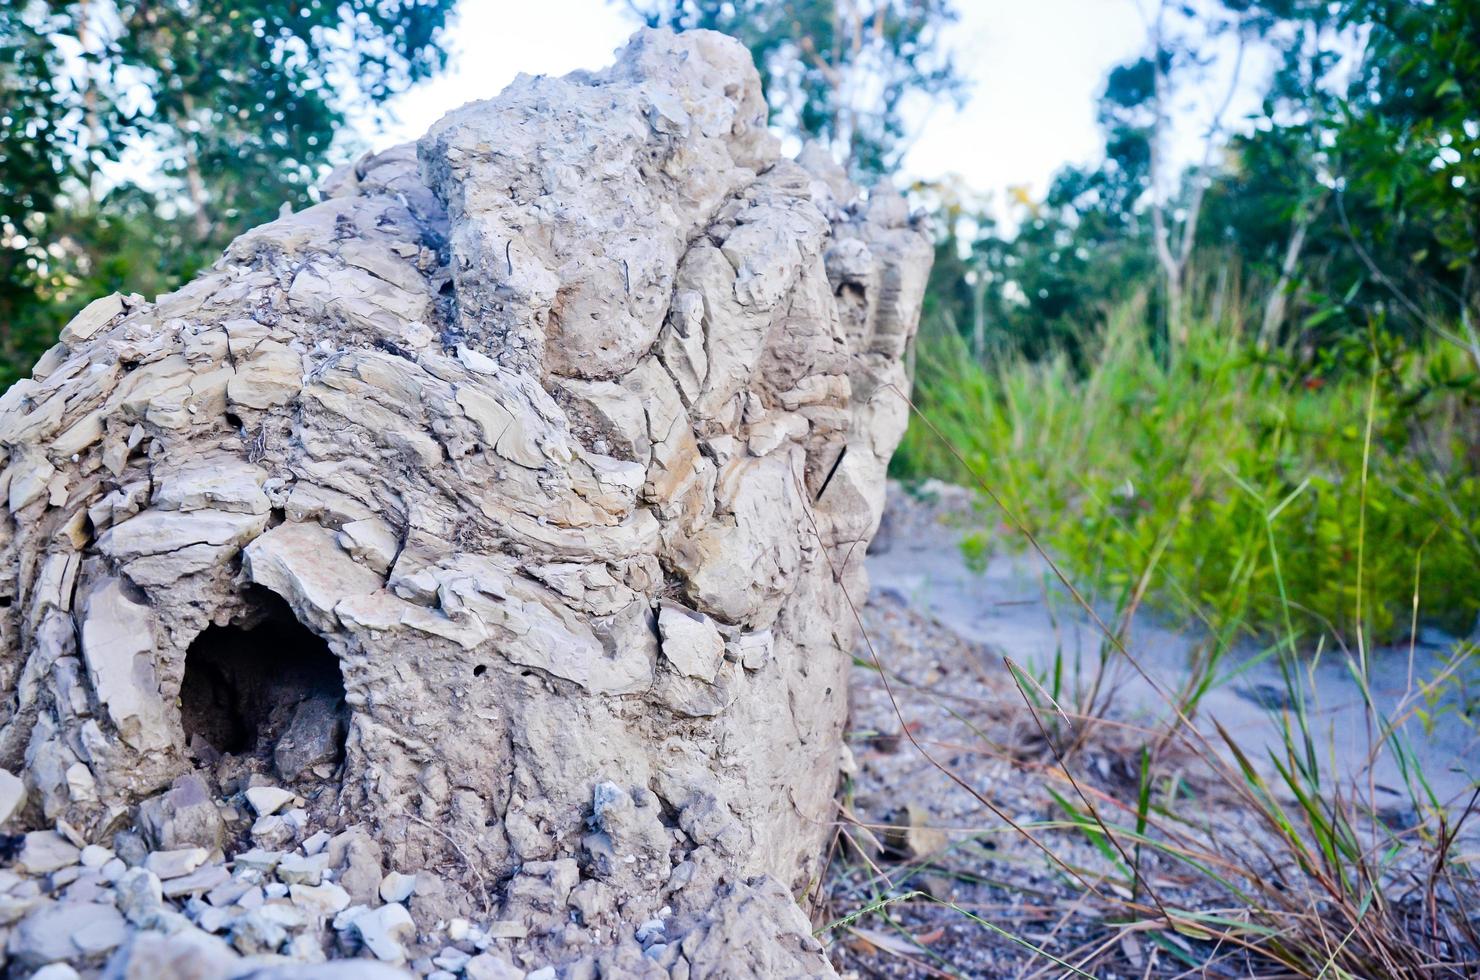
927, 0, 1479, 366
0, 0, 456, 385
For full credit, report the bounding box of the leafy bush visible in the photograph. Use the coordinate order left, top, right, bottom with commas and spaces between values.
895, 306, 1480, 646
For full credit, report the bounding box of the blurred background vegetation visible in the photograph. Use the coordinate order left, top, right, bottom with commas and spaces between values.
3, 0, 1477, 649
1, 0, 456, 386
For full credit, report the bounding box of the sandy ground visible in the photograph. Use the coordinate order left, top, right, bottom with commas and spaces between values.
865, 482, 1478, 809
819, 482, 1480, 978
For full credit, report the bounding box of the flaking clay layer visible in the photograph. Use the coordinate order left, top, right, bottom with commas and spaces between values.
0, 28, 929, 977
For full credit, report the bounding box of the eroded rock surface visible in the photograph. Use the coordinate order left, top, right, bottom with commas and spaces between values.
0, 27, 929, 977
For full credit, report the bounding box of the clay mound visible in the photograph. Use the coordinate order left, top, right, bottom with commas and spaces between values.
0, 28, 929, 977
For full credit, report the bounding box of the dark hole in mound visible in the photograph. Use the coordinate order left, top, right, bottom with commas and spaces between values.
180, 591, 348, 780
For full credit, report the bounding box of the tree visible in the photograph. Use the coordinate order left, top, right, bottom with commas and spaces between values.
0, 0, 457, 386
622, 0, 966, 179
1333, 0, 1480, 367
0, 5, 82, 380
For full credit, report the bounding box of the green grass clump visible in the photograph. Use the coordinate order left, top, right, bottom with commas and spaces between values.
894, 305, 1480, 646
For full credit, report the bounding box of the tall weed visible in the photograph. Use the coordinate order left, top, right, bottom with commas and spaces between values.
894, 308, 1480, 645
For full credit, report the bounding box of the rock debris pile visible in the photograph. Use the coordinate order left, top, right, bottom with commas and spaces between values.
0, 778, 667, 978
0, 27, 929, 978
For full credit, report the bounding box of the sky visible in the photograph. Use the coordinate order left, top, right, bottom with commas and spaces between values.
358, 0, 1259, 224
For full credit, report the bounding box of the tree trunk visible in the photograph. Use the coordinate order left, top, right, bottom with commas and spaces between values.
180, 93, 213, 243
0, 30, 930, 977
1260, 194, 1324, 349
971, 271, 988, 361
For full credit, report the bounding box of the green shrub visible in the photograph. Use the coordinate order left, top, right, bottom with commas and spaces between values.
896, 307, 1480, 646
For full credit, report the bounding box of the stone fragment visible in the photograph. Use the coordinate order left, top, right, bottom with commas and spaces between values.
97, 509, 265, 560
160, 863, 229, 898
9, 900, 127, 967
887, 803, 950, 859
60, 870, 106, 903
733, 629, 775, 671
337, 518, 400, 574
331, 904, 368, 931
290, 881, 351, 917
206, 878, 252, 907
351, 902, 415, 963
242, 522, 382, 632
0, 768, 25, 824
244, 962, 410, 980
101, 928, 241, 980
193, 904, 233, 934
145, 847, 209, 880
229, 907, 287, 954
137, 773, 225, 850
59, 292, 125, 344
250, 815, 295, 849
152, 460, 269, 515
483, 920, 529, 940
244, 786, 295, 817
16, 832, 79, 874
273, 698, 346, 781
78, 578, 173, 753
276, 852, 329, 886
0, 892, 42, 925
433, 947, 472, 972
55, 819, 85, 848
464, 954, 527, 980
233, 847, 285, 873
112, 830, 148, 868
114, 868, 163, 925
377, 870, 415, 903
325, 829, 381, 907
657, 602, 726, 680
79, 844, 112, 868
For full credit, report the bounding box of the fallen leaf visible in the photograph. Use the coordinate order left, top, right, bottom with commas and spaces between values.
848, 926, 923, 957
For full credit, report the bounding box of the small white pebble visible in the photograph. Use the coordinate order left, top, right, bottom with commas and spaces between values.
244, 786, 293, 817
333, 904, 369, 931
433, 947, 471, 971
379, 870, 416, 904
79, 845, 113, 869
